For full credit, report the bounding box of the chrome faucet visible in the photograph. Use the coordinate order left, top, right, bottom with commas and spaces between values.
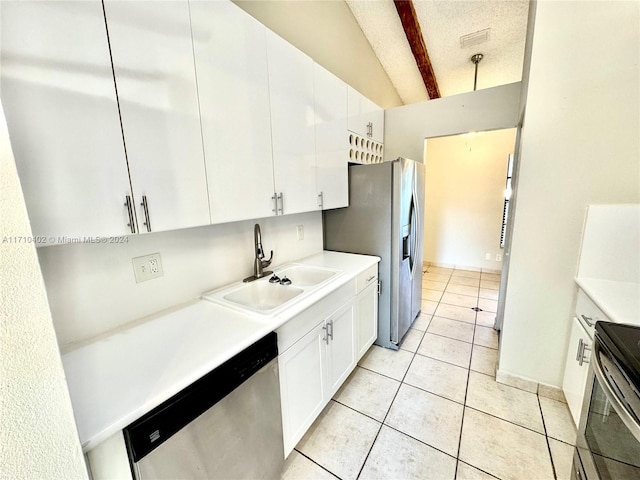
243, 223, 273, 282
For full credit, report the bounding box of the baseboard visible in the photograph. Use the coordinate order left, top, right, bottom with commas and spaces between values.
425, 261, 502, 274
496, 370, 567, 403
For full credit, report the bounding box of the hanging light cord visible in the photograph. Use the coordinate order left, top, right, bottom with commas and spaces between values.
471, 53, 484, 91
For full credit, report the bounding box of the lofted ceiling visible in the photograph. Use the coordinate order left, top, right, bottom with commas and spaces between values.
345, 0, 530, 105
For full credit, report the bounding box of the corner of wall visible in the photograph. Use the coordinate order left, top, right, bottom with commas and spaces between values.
0, 103, 87, 477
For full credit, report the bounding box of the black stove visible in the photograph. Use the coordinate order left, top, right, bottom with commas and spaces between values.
595, 321, 640, 393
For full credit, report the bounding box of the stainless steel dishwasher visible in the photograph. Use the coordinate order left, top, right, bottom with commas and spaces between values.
123, 332, 283, 479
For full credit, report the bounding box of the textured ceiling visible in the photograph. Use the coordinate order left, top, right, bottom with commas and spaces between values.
345, 0, 529, 104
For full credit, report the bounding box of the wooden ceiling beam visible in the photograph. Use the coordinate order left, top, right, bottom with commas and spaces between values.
393, 0, 441, 100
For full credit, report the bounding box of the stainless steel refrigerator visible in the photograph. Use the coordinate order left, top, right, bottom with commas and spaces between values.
323, 158, 425, 349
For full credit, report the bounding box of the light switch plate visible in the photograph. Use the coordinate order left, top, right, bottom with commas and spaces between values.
132, 253, 164, 283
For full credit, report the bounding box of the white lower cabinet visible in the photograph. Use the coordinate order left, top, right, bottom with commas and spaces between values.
356, 282, 378, 360
356, 264, 379, 359
278, 321, 328, 457
277, 264, 379, 457
562, 316, 592, 426
278, 300, 355, 456
326, 302, 357, 395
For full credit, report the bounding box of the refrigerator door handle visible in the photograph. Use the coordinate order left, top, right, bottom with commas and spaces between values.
409, 192, 420, 276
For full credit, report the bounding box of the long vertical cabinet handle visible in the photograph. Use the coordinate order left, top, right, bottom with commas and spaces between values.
124, 195, 136, 234
277, 193, 284, 215
140, 195, 152, 232
272, 194, 278, 215
318, 192, 324, 209
327, 320, 334, 341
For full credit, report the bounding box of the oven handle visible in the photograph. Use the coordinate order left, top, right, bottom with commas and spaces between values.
592, 341, 640, 443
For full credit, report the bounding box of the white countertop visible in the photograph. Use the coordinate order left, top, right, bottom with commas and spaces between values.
575, 277, 640, 326
62, 251, 379, 452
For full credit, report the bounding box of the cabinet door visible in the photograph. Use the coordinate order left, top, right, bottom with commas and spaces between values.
347, 87, 385, 144
326, 301, 357, 396
347, 86, 363, 136
562, 317, 591, 426
357, 283, 379, 360
314, 64, 348, 210
191, 1, 276, 224
266, 31, 318, 215
104, 0, 210, 233
361, 96, 385, 144
279, 322, 327, 457
0, 1, 134, 239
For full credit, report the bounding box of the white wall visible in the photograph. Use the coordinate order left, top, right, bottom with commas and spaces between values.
38, 212, 323, 349
424, 129, 516, 270
232, 0, 402, 108
577, 205, 640, 283
0, 105, 87, 478
499, 0, 640, 387
384, 82, 521, 163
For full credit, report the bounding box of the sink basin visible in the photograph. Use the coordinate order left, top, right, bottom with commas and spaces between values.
276, 265, 337, 287
223, 282, 303, 311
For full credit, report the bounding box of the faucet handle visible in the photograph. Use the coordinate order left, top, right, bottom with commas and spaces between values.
261, 250, 273, 267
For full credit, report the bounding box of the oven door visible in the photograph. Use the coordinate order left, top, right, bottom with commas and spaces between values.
573, 339, 640, 479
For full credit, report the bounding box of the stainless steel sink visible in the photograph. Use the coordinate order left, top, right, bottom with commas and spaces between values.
276, 265, 337, 287
222, 282, 303, 311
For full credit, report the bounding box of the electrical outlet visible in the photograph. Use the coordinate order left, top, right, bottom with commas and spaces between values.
296, 225, 304, 240
132, 253, 164, 283
485, 253, 491, 261
496, 254, 502, 261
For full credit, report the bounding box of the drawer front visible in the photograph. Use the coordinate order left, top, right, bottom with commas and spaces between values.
575, 288, 609, 340
356, 264, 378, 294
277, 279, 355, 353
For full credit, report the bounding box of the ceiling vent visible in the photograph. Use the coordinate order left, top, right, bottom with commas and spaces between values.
460, 29, 491, 49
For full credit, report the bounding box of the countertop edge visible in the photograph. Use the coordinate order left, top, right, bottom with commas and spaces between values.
575, 277, 640, 325
64, 251, 381, 452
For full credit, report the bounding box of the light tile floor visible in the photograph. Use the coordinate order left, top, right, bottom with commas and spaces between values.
281, 266, 578, 480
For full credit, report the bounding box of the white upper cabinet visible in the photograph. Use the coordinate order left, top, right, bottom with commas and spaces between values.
266, 31, 318, 215
313, 64, 348, 210
0, 1, 134, 239
190, 1, 276, 224
103, 0, 210, 233
347, 86, 384, 143
347, 86, 385, 164
360, 95, 385, 143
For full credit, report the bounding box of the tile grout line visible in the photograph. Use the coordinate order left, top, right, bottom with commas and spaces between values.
354, 416, 383, 480
292, 448, 344, 480
350, 268, 500, 479
452, 276, 477, 478
463, 404, 550, 438
332, 398, 385, 425
355, 281, 438, 480
292, 268, 502, 480
537, 394, 559, 480
414, 328, 499, 350
382, 423, 458, 463
355, 317, 429, 480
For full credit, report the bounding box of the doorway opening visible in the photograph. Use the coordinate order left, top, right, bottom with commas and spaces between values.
423, 128, 516, 272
